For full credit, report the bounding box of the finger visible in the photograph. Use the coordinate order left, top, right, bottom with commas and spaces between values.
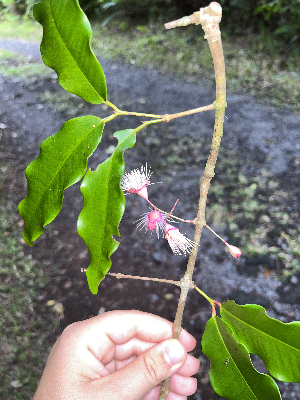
114, 338, 156, 361
87, 339, 187, 400
176, 354, 200, 377
141, 386, 187, 400
178, 329, 197, 352
169, 374, 198, 396
141, 386, 161, 400
112, 353, 199, 377
82, 310, 196, 364
107, 356, 136, 373
114, 337, 197, 364
166, 392, 187, 400
83, 310, 196, 346
88, 310, 174, 344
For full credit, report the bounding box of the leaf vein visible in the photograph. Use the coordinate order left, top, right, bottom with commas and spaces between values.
223, 308, 300, 352
48, 0, 102, 102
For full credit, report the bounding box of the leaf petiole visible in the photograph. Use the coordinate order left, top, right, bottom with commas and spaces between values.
193, 285, 214, 305
105, 100, 119, 111
105, 100, 162, 119
133, 118, 163, 134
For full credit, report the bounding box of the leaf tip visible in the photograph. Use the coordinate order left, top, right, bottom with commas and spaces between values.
86, 266, 101, 294
22, 228, 33, 246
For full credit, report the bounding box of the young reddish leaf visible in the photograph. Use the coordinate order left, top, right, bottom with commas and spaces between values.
34, 0, 107, 104
221, 300, 300, 382
202, 316, 281, 400
19, 117, 104, 245
78, 129, 136, 294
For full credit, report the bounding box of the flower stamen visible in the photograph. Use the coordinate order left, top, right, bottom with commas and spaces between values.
121, 164, 152, 200
135, 209, 166, 238
164, 223, 197, 256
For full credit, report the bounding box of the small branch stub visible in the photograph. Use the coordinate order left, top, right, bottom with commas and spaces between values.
199, 4, 222, 42
165, 2, 222, 42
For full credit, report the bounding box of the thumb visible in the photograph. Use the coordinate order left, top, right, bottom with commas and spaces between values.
93, 339, 187, 400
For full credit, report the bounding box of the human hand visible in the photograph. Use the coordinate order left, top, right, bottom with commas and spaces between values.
33, 310, 199, 400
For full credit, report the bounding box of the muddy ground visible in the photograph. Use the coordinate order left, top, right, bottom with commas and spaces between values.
1, 38, 300, 399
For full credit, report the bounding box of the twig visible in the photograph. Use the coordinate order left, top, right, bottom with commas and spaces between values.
162, 103, 214, 122
107, 272, 181, 286
147, 200, 195, 224
104, 100, 214, 123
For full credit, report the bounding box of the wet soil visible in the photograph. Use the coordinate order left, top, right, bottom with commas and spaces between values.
1, 39, 300, 399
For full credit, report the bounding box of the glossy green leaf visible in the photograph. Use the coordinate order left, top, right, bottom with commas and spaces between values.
78, 129, 136, 294
202, 316, 281, 400
19, 117, 104, 245
221, 300, 300, 382
33, 0, 107, 103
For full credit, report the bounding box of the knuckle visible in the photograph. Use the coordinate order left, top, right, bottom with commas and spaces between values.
142, 352, 166, 385
59, 321, 82, 345
61, 321, 79, 338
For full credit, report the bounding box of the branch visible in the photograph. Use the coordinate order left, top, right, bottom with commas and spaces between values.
107, 272, 181, 287
162, 103, 214, 122
104, 100, 215, 123
160, 3, 226, 399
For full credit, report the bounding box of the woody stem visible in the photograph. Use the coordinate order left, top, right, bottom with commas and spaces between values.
160, 3, 226, 399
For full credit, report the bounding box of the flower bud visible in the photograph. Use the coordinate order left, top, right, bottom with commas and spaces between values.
135, 209, 166, 238
147, 210, 163, 231
225, 242, 241, 258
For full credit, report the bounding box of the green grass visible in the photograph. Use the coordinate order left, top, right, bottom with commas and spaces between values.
137, 125, 300, 277
90, 21, 300, 112
37, 89, 90, 116
206, 152, 300, 277
0, 10, 299, 399
0, 49, 50, 80
0, 167, 58, 399
0, 21, 57, 397
0, 15, 42, 41
0, 15, 299, 111
0, 13, 299, 276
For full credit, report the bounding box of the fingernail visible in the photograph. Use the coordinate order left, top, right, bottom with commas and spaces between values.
163, 340, 185, 366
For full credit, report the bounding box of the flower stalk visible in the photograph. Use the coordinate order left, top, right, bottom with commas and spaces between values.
205, 223, 241, 258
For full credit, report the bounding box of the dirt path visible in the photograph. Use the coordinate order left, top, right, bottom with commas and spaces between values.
1, 39, 300, 399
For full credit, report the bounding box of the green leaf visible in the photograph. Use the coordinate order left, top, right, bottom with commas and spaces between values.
221, 300, 300, 382
202, 316, 281, 400
78, 129, 136, 294
19, 116, 104, 245
33, 0, 107, 104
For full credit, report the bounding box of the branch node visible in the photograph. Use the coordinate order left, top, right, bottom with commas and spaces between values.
214, 100, 227, 110
164, 14, 196, 29
180, 273, 194, 292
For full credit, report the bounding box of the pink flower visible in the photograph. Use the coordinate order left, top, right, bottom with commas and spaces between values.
135, 209, 166, 238
164, 223, 197, 256
121, 165, 152, 200
225, 242, 241, 258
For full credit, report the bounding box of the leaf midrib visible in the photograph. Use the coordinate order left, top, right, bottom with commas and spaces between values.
223, 307, 300, 352
94, 133, 132, 262
214, 318, 258, 400
48, 0, 103, 102
31, 120, 103, 222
